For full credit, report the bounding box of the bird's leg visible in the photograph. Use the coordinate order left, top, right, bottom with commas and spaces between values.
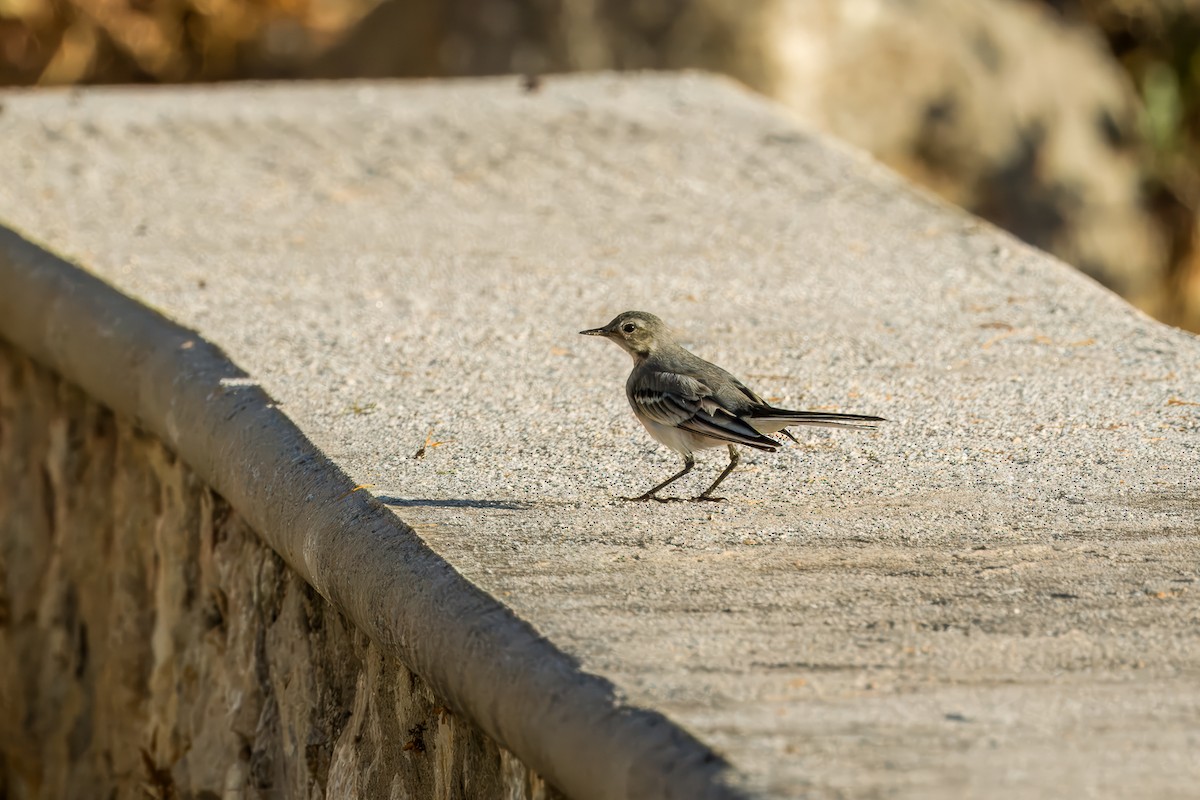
624, 454, 695, 502
693, 445, 740, 502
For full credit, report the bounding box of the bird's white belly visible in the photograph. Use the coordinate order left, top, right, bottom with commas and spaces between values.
638, 416, 725, 456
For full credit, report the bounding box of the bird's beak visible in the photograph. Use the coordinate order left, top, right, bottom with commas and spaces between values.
578, 326, 609, 336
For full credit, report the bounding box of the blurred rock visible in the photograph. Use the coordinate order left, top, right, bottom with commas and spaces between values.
767, 0, 1168, 307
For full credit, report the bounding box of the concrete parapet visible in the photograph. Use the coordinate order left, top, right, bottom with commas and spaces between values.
1, 73, 1198, 799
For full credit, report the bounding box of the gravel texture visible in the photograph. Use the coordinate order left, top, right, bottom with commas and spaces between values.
1, 73, 1198, 798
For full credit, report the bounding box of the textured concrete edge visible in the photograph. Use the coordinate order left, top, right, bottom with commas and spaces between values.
0, 225, 753, 800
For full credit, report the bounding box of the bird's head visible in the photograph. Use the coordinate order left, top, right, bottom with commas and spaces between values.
579, 311, 669, 359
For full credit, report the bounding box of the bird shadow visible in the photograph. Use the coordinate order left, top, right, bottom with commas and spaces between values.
377, 495, 533, 511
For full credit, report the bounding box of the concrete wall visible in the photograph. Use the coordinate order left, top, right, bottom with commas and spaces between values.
3, 73, 1196, 800
0, 340, 558, 799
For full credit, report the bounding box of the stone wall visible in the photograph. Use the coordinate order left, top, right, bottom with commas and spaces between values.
0, 338, 559, 799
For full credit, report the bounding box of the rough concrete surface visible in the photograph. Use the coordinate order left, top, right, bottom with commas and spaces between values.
0, 74, 1197, 798
0, 341, 557, 800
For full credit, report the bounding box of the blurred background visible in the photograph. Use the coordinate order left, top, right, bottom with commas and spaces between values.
3, 0, 1199, 332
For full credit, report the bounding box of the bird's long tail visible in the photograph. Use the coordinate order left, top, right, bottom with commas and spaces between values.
749, 408, 885, 433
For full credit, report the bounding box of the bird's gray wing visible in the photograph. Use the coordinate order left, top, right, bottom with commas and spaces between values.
630, 368, 780, 450
730, 375, 769, 407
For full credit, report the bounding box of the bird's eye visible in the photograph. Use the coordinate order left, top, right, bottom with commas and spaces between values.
622, 323, 637, 334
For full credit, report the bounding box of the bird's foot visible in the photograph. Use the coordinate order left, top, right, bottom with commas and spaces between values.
690, 495, 726, 503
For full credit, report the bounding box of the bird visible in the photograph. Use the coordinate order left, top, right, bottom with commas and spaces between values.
579, 311, 885, 502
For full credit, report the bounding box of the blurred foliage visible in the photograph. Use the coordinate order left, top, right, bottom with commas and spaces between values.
1049, 0, 1200, 328
0, 0, 375, 84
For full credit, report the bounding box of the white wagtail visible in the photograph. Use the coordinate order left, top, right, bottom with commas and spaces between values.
580, 311, 885, 502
